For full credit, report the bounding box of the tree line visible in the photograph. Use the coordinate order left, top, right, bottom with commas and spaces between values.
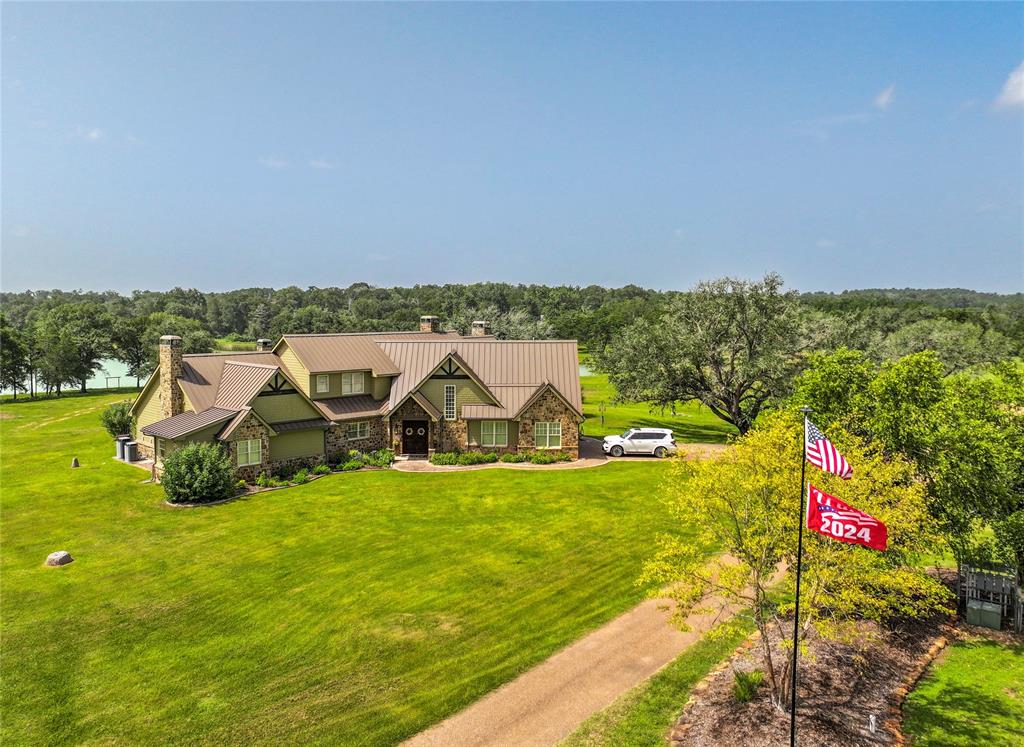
0, 279, 1021, 397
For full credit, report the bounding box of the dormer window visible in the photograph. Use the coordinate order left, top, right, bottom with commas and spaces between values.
342, 372, 365, 395
316, 375, 329, 393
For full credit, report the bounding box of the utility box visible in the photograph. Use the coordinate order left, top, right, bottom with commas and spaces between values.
124, 441, 138, 463
966, 599, 1002, 630
115, 435, 131, 460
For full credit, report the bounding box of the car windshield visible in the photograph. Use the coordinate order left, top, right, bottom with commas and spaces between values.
621, 431, 632, 438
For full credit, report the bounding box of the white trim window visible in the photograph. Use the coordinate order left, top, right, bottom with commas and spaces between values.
444, 384, 456, 419
342, 371, 365, 395
534, 421, 562, 449
316, 374, 330, 393
481, 420, 508, 447
347, 421, 369, 440
237, 438, 262, 466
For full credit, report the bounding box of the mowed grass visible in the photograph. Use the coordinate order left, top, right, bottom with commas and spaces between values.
580, 374, 737, 443
1, 393, 686, 745
903, 636, 1024, 747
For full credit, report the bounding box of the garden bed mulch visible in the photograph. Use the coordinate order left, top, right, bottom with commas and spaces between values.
668, 609, 954, 747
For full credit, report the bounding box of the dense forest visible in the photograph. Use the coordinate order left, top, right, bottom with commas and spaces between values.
1, 281, 1022, 396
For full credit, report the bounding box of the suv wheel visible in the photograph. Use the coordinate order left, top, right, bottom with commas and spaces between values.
610, 445, 624, 457
654, 446, 667, 458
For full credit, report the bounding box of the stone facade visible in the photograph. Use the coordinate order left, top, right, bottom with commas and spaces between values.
389, 398, 438, 455
135, 440, 155, 461
226, 413, 273, 483
516, 388, 581, 458
438, 418, 468, 452
158, 336, 184, 420
325, 418, 389, 462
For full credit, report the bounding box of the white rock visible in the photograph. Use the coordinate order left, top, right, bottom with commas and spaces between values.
45, 551, 73, 566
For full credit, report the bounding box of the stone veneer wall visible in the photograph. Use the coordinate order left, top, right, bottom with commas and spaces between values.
325, 418, 389, 462
516, 389, 581, 458
438, 418, 468, 452
135, 440, 155, 461
227, 413, 274, 482
389, 398, 438, 454
158, 337, 184, 420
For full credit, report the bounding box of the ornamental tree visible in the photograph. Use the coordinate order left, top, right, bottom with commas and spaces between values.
641, 412, 950, 710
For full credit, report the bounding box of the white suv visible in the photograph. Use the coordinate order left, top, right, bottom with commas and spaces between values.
602, 428, 677, 458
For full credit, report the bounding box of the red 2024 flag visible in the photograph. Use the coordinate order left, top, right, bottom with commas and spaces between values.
806, 485, 887, 551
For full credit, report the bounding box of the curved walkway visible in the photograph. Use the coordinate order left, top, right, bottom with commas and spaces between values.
403, 560, 758, 747
392, 437, 727, 473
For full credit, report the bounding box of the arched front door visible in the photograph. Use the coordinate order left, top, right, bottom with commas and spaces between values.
402, 420, 429, 455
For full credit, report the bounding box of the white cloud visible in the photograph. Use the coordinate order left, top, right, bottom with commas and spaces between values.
258, 155, 289, 169
816, 238, 837, 250
994, 61, 1024, 110
74, 125, 103, 142
874, 84, 895, 110
308, 159, 337, 170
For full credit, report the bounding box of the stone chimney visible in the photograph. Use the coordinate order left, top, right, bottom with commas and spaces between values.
419, 315, 440, 333
256, 338, 273, 352
471, 320, 491, 337
159, 335, 184, 419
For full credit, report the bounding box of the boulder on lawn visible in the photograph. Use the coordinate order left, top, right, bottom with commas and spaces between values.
71, 457, 80, 468
45, 551, 73, 567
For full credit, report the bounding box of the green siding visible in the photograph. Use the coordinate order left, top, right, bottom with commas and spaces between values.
134, 373, 161, 447
276, 343, 310, 396
372, 375, 392, 400
419, 366, 491, 417
308, 370, 374, 400
269, 429, 325, 461
467, 420, 518, 447
252, 393, 321, 424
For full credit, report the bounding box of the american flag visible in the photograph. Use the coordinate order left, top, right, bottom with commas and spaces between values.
805, 419, 853, 479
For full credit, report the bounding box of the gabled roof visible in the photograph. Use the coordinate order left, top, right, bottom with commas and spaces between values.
275, 331, 468, 376
312, 394, 389, 422
179, 352, 282, 412
377, 340, 582, 418
141, 407, 238, 439
214, 362, 278, 409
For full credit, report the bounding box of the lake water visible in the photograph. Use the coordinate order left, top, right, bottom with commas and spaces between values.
1, 358, 147, 395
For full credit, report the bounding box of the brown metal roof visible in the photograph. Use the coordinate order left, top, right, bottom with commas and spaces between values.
312, 395, 389, 422
141, 407, 238, 439
214, 362, 278, 409
377, 340, 582, 416
272, 418, 330, 433
277, 331, 473, 376
179, 352, 282, 412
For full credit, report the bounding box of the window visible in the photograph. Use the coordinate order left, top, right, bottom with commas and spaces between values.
347, 421, 369, 440
444, 384, 456, 419
534, 421, 562, 449
316, 374, 330, 393
481, 420, 508, 447
237, 438, 261, 466
342, 372, 364, 395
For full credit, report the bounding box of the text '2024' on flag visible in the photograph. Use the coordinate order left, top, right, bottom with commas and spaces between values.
805, 419, 853, 479
806, 485, 887, 551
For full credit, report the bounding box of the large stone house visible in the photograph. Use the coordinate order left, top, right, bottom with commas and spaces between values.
130, 316, 583, 479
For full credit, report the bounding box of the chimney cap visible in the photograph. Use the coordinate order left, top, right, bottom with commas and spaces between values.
472, 320, 489, 326
256, 338, 272, 344
159, 335, 182, 344
420, 314, 439, 321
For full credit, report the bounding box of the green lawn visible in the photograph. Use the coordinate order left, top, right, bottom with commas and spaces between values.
562, 619, 753, 747
1, 393, 687, 745
580, 374, 737, 443
903, 636, 1024, 747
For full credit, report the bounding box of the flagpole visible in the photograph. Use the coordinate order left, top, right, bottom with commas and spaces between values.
790, 406, 811, 747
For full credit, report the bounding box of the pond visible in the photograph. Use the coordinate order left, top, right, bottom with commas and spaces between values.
1, 358, 147, 395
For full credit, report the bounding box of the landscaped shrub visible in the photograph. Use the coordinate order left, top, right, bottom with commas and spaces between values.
456, 451, 499, 465
530, 452, 558, 464
732, 669, 764, 703
100, 401, 134, 438
235, 479, 248, 491
161, 442, 235, 505
364, 448, 395, 467
341, 459, 363, 471
429, 451, 460, 465
347, 449, 364, 462
255, 471, 288, 488
292, 468, 310, 485
313, 464, 331, 475
499, 453, 529, 463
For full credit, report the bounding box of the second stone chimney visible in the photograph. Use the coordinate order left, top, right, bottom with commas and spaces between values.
419, 315, 440, 333
159, 335, 184, 419
471, 320, 491, 337
256, 338, 273, 352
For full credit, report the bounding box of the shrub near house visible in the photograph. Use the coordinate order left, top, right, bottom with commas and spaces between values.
161, 442, 236, 504
131, 317, 584, 481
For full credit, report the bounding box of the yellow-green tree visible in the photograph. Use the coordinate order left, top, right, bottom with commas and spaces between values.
642, 412, 951, 709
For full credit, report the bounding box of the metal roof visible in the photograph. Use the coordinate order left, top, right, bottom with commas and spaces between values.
141, 407, 238, 440
272, 418, 331, 433
378, 340, 582, 416
278, 331, 474, 376
214, 362, 278, 409
179, 352, 282, 412
312, 394, 389, 422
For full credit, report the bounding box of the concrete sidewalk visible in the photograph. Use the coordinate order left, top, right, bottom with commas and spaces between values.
402, 592, 743, 747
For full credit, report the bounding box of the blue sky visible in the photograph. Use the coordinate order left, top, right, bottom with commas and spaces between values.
2, 2, 1021, 294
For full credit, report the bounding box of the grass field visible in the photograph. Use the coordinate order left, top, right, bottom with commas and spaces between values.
903, 635, 1024, 746
1, 392, 688, 745
580, 374, 737, 443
